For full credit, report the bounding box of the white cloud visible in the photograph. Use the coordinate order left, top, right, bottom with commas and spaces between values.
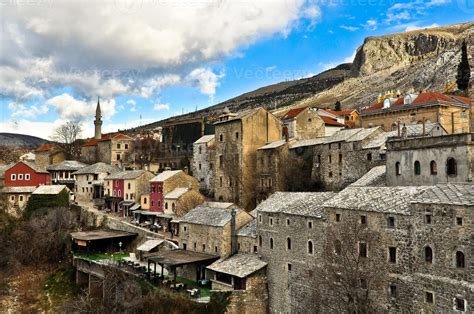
0, 0, 320, 101
402, 23, 440, 32
153, 103, 170, 111
126, 99, 137, 112
8, 102, 49, 118
340, 25, 359, 32
364, 19, 377, 31
46, 93, 116, 121
185, 68, 224, 98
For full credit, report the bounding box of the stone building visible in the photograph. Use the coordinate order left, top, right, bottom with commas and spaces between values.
47, 160, 87, 191
256, 192, 336, 313
359, 92, 470, 134
81, 133, 134, 167
191, 134, 215, 196
177, 205, 253, 258
325, 109, 359, 128
236, 219, 257, 254
280, 106, 325, 140
103, 169, 154, 215
73, 162, 120, 204
147, 170, 199, 213
311, 127, 387, 190
213, 107, 282, 209
315, 109, 346, 136
256, 140, 290, 201
34, 144, 66, 170
386, 132, 474, 186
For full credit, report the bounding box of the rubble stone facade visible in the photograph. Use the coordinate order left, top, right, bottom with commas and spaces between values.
191, 135, 215, 196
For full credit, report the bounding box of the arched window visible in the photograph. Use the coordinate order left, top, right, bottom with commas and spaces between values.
287, 238, 292, 250
414, 161, 421, 175
391, 123, 397, 131
219, 134, 223, 142
395, 162, 401, 176
270, 238, 274, 250
144, 197, 147, 204
165, 202, 168, 210
447, 158, 457, 176
258, 235, 262, 247
424, 246, 433, 263
430, 161, 437, 175
308, 241, 313, 255
456, 251, 465, 268
172, 203, 176, 211
198, 146, 202, 154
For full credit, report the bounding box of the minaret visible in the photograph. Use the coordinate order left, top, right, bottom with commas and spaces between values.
94, 97, 102, 140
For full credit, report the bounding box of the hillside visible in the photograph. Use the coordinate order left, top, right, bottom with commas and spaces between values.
0, 133, 49, 148
133, 21, 473, 131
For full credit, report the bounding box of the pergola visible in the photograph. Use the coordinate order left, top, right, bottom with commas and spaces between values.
71, 230, 137, 252
147, 250, 219, 286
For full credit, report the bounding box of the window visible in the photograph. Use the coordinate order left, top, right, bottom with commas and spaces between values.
235, 132, 239, 140
329, 155, 332, 163
198, 163, 202, 170
194, 243, 197, 250
183, 226, 187, 232
165, 203, 168, 210
124, 144, 129, 149
287, 263, 292, 271
359, 242, 367, 258
258, 235, 262, 247
215, 246, 218, 253
286, 218, 290, 226
387, 216, 395, 228
125, 193, 128, 200
414, 161, 421, 175
18, 174, 23, 180
172, 203, 176, 212
144, 197, 147, 204
338, 153, 342, 164
456, 217, 463, 226
367, 153, 372, 161
270, 238, 274, 249
455, 298, 465, 312
329, 143, 332, 149
269, 217, 273, 226
10, 196, 14, 201
424, 246, 433, 263
286, 237, 292, 250
183, 243, 187, 250
308, 241, 313, 254
25, 174, 30, 180
338, 143, 341, 149
430, 161, 437, 175
425, 291, 434, 304
19, 195, 23, 202
335, 240, 342, 255
389, 285, 397, 298
335, 213, 341, 222
118, 190, 121, 197
308, 221, 313, 229
317, 155, 321, 163
151, 201, 154, 207
395, 162, 401, 176
425, 213, 432, 224
219, 134, 223, 142
447, 158, 457, 176
219, 155, 223, 168
11, 174, 16, 181
198, 146, 202, 154
116, 154, 121, 160
328, 171, 333, 177
127, 183, 131, 189
389, 247, 397, 263
380, 153, 386, 160
202, 244, 206, 252
360, 215, 367, 225
456, 251, 465, 268
360, 278, 367, 289
117, 143, 121, 149
220, 177, 223, 187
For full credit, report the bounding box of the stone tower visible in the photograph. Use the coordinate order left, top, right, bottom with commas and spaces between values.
94, 97, 102, 140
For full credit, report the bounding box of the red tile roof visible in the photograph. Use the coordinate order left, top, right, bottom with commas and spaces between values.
282, 107, 308, 120
82, 139, 98, 147
321, 116, 345, 127
81, 133, 134, 147
34, 143, 56, 152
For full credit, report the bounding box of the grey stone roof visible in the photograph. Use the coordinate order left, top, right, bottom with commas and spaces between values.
72, 162, 120, 175
404, 122, 446, 137
290, 137, 328, 149
0, 164, 13, 179
165, 187, 189, 199
194, 135, 215, 144
47, 160, 87, 171
323, 186, 425, 215
258, 140, 287, 150
8, 161, 49, 174
206, 254, 267, 278
350, 166, 386, 187
411, 184, 474, 206
105, 170, 148, 180
256, 192, 336, 218
2, 186, 36, 193
363, 131, 397, 149
179, 206, 243, 227
345, 127, 380, 142
150, 170, 182, 182
32, 185, 69, 195
213, 108, 261, 125
237, 219, 256, 238
201, 201, 235, 208
290, 128, 380, 149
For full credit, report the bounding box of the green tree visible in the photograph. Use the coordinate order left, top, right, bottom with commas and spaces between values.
456, 41, 471, 91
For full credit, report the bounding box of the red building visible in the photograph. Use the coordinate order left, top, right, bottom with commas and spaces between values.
4, 161, 50, 187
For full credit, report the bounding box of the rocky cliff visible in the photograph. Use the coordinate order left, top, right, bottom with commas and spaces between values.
132, 21, 473, 131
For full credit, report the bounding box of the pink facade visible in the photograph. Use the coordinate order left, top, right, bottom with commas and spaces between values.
149, 181, 164, 212
112, 179, 124, 199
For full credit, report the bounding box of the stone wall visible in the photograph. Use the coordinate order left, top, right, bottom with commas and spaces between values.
256, 143, 288, 201
191, 138, 215, 196
386, 133, 474, 186
219, 273, 269, 314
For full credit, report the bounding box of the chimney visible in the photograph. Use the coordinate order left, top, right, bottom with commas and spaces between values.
230, 208, 238, 256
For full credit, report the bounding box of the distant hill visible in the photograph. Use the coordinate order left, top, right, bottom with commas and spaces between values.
0, 133, 49, 148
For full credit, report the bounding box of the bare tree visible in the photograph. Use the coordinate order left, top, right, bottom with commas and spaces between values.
313, 214, 388, 313
50, 121, 82, 159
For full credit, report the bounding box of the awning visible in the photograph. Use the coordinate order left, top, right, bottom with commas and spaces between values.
137, 239, 164, 252
130, 203, 141, 211
119, 201, 134, 207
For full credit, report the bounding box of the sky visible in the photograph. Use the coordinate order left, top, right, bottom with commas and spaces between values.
0, 0, 473, 139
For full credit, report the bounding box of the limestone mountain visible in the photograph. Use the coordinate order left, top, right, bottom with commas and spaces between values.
0, 133, 49, 148
134, 21, 473, 131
